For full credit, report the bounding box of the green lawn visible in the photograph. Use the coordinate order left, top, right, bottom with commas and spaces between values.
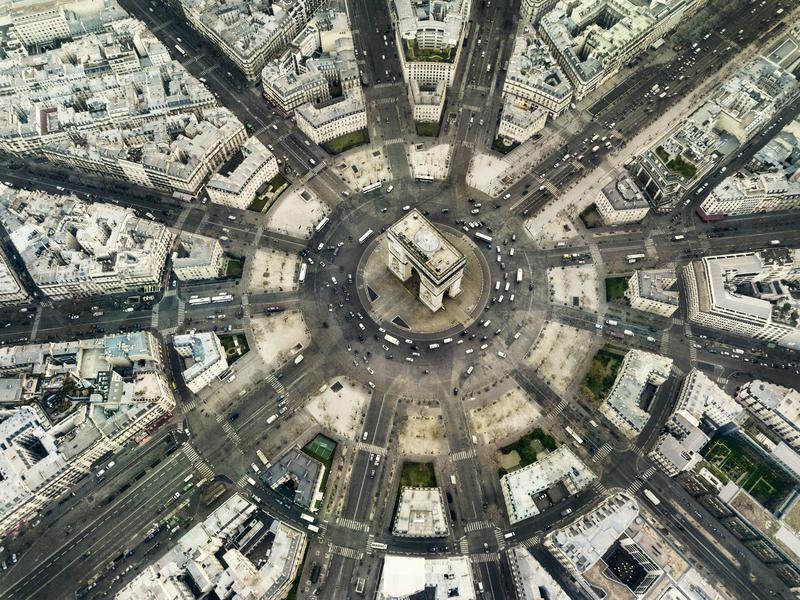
225, 256, 244, 278
405, 40, 454, 63
605, 276, 630, 303
493, 137, 518, 155
218, 334, 249, 364
500, 427, 558, 469
400, 461, 437, 488
655, 145, 697, 179
581, 348, 625, 402
415, 121, 440, 137
321, 129, 369, 155
247, 194, 271, 213
701, 432, 794, 510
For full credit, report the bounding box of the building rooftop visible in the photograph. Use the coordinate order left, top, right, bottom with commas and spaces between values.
508, 547, 570, 600
738, 379, 800, 425
501, 445, 596, 523
601, 349, 673, 436
388, 209, 465, 283
206, 137, 276, 196
505, 30, 572, 103
295, 88, 365, 128
377, 555, 475, 600
634, 269, 679, 306
600, 174, 649, 211
172, 232, 220, 274
262, 447, 324, 510
547, 492, 639, 573
393, 486, 449, 537
393, 0, 468, 49
0, 189, 172, 293
676, 369, 742, 428
173, 332, 227, 389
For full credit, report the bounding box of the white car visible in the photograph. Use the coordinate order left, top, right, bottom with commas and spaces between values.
503, 193, 511, 199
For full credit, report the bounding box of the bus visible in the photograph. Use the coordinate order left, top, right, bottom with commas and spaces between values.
172, 191, 193, 202
307, 524, 320, 533
673, 234, 685, 241
384, 333, 400, 346
370, 542, 388, 551
188, 297, 211, 305
475, 232, 492, 244
565, 426, 583, 445
362, 182, 382, 194
643, 489, 661, 506
300, 513, 315, 523
315, 217, 330, 232
358, 229, 374, 245
516, 268, 523, 283
174, 44, 187, 57
211, 293, 233, 303
256, 449, 269, 466
415, 175, 434, 182
298, 262, 307, 284
626, 254, 645, 261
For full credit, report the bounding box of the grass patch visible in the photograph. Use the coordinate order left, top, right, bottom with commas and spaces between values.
247, 193, 271, 213
581, 347, 625, 403
321, 129, 369, 155
605, 276, 630, 304
400, 461, 437, 488
655, 145, 697, 179
499, 427, 558, 469
218, 333, 249, 364
493, 137, 518, 154
225, 256, 244, 278
405, 39, 454, 63
302, 434, 337, 496
415, 121, 440, 137
701, 431, 794, 510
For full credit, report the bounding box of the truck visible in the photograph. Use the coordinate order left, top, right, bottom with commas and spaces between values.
623, 329, 634, 337
606, 319, 618, 326
266, 414, 278, 425
673, 234, 685, 241
294, 354, 304, 365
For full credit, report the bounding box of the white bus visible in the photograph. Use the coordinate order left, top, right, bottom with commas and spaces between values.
212, 293, 234, 303
358, 229, 374, 245
565, 426, 583, 445
516, 268, 523, 283
307, 524, 320, 533
188, 297, 211, 305
474, 232, 492, 244
643, 489, 661, 506
298, 262, 307, 284
315, 217, 330, 232
174, 44, 187, 57
362, 182, 382, 194
626, 254, 645, 262
370, 542, 388, 551
673, 234, 685, 241
256, 449, 270, 466
384, 333, 400, 346
300, 513, 315, 523
416, 175, 434, 182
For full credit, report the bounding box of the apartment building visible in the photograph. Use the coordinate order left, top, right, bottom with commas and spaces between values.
295, 89, 367, 145
649, 410, 709, 476
9, 0, 125, 47
683, 248, 800, 348
171, 232, 224, 281
173, 331, 228, 394
736, 380, 800, 451
595, 174, 650, 225
0, 251, 28, 306
409, 80, 446, 124
0, 331, 175, 536
498, 100, 547, 145
206, 138, 279, 209
0, 189, 173, 300
178, 0, 324, 81
625, 269, 679, 317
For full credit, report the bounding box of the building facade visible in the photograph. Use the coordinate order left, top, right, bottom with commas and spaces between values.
171, 233, 224, 281
625, 269, 679, 317
206, 138, 279, 209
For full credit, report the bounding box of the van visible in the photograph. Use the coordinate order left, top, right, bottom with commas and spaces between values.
247, 477, 256, 486
466, 366, 474, 376
503, 532, 515, 539
497, 351, 507, 358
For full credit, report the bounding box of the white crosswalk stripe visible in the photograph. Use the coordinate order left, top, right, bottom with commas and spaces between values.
592, 480, 608, 495
265, 373, 286, 395
451, 448, 476, 462
494, 529, 506, 546
519, 534, 541, 548
641, 466, 657, 479
459, 537, 469, 554
717, 376, 728, 387
464, 520, 493, 533
470, 552, 500, 564
356, 442, 387, 456
552, 398, 569, 416
329, 543, 362, 560
182, 444, 215, 479
628, 479, 645, 494
365, 534, 375, 554
593, 442, 612, 462
672, 317, 683, 327
215, 414, 241, 445
237, 474, 251, 488
336, 517, 370, 533
180, 399, 198, 414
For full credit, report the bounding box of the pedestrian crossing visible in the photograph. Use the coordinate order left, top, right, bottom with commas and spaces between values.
215, 414, 241, 446
464, 520, 493, 533
552, 398, 569, 417
641, 466, 657, 479
628, 479, 646, 494
265, 373, 285, 395
671, 317, 683, 327
451, 448, 476, 462
356, 442, 387, 456
519, 534, 541, 548
180, 399, 199, 414
182, 444, 215, 479
627, 466, 657, 495
593, 442, 613, 462
470, 552, 500, 564
591, 479, 608, 496
237, 474, 253, 488
459, 537, 469, 554
717, 376, 729, 387
336, 517, 370, 533
176, 299, 186, 325
329, 543, 362, 560
493, 528, 506, 546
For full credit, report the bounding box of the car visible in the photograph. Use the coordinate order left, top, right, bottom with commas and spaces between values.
503, 193, 511, 199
